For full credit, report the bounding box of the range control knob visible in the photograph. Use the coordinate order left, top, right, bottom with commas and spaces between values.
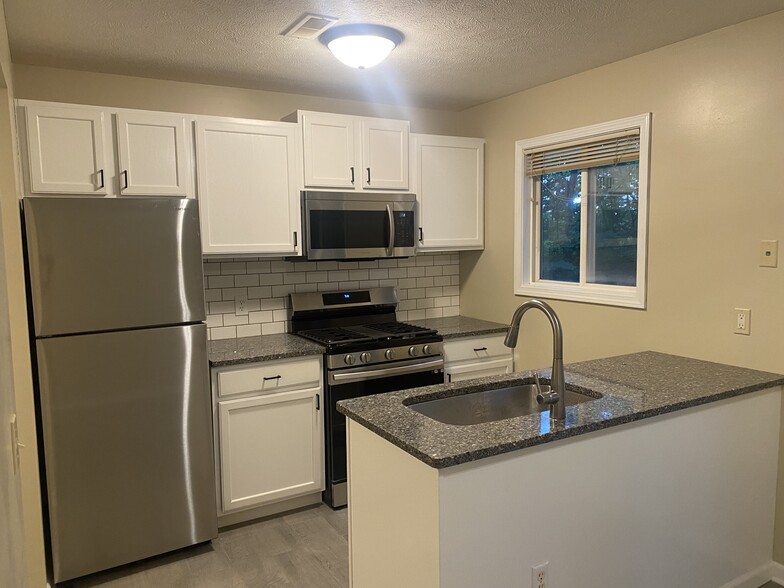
344, 354, 356, 366
360, 352, 371, 364
408, 346, 420, 357
422, 344, 432, 355
385, 349, 396, 360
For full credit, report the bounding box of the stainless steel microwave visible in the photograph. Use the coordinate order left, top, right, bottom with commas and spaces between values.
302, 191, 417, 260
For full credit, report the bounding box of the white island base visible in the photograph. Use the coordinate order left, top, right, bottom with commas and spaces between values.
346, 387, 782, 588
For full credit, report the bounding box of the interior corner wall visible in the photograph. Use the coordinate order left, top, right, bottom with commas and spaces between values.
11, 63, 465, 136
456, 9, 784, 559
0, 1, 47, 586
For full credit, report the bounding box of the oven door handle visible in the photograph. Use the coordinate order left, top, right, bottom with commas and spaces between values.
329, 358, 444, 385
386, 203, 396, 256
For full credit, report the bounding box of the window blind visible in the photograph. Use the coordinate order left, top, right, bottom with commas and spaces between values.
525, 129, 640, 177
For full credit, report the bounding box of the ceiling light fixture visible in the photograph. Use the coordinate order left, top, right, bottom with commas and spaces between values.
319, 24, 404, 69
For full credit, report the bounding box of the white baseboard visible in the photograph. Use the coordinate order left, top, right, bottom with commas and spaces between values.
720, 561, 778, 588
770, 561, 784, 584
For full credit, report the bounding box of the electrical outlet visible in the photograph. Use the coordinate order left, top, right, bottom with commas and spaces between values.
532, 561, 548, 588
235, 292, 248, 316
734, 308, 750, 335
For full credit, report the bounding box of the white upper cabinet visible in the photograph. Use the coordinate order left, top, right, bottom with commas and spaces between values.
298, 110, 409, 191
302, 112, 356, 189
116, 112, 194, 197
24, 104, 109, 195
360, 118, 409, 190
195, 118, 300, 256
412, 134, 485, 251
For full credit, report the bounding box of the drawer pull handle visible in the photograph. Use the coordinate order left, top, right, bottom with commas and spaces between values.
263, 375, 282, 381
350, 166, 355, 184
473, 347, 488, 352
97, 169, 104, 189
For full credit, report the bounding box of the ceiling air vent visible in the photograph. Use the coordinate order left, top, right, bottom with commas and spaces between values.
283, 14, 338, 40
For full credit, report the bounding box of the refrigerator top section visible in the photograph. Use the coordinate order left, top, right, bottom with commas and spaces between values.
24, 197, 206, 337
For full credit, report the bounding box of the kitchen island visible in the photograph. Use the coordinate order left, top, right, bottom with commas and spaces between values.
338, 352, 784, 588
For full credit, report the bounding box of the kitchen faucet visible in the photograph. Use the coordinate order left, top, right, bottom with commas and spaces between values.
504, 299, 566, 420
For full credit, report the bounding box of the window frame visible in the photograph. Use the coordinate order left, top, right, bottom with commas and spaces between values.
514, 113, 651, 309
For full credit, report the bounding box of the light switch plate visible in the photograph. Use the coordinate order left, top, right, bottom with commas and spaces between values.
760, 240, 778, 268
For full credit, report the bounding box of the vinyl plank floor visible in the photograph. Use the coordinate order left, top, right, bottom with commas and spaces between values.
62, 504, 348, 588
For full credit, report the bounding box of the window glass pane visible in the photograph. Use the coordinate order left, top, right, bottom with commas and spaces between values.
587, 161, 639, 286
539, 171, 581, 283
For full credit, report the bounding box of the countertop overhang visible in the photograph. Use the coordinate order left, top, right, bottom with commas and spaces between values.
337, 351, 784, 468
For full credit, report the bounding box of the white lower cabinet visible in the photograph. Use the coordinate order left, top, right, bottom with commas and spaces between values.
213, 356, 324, 515
443, 334, 513, 383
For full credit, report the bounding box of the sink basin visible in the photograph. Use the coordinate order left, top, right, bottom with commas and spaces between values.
408, 384, 600, 426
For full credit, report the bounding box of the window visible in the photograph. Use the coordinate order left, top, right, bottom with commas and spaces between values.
514, 114, 651, 308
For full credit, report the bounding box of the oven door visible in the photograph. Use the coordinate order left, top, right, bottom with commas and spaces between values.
324, 357, 444, 508
303, 192, 417, 260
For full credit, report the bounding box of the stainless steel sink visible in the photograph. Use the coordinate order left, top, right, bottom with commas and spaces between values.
408, 384, 600, 426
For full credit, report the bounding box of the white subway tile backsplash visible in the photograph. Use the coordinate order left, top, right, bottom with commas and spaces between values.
234, 274, 260, 287
249, 310, 273, 324
208, 275, 234, 289
259, 273, 284, 286
283, 272, 307, 285
247, 261, 271, 273
262, 322, 286, 335
236, 324, 261, 338
223, 314, 249, 326
211, 326, 237, 340
204, 253, 461, 340
221, 262, 247, 275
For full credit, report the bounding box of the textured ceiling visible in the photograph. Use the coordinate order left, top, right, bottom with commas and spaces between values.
5, 0, 783, 110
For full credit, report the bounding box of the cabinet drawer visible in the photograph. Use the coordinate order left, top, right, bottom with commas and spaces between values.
442, 334, 510, 364
445, 357, 514, 383
217, 356, 321, 398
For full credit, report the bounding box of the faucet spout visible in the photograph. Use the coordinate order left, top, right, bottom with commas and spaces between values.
504, 300, 566, 420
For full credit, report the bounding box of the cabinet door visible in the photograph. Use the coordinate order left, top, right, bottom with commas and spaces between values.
445, 357, 514, 384
413, 135, 485, 250
302, 112, 356, 189
116, 112, 193, 197
25, 104, 108, 195
361, 118, 409, 190
196, 119, 300, 255
218, 388, 323, 512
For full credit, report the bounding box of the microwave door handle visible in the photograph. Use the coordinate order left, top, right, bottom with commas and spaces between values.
386, 204, 396, 256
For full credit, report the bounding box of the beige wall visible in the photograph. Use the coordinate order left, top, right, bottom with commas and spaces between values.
0, 0, 46, 586
458, 11, 784, 558
12, 64, 463, 136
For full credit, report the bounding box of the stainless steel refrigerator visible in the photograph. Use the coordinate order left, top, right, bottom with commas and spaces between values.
23, 197, 217, 583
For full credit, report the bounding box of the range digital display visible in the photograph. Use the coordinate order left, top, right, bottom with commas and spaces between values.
322, 291, 371, 305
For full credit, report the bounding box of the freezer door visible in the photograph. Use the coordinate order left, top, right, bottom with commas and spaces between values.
24, 197, 206, 337
36, 324, 216, 583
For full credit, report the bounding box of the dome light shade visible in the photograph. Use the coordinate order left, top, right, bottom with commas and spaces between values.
320, 24, 403, 69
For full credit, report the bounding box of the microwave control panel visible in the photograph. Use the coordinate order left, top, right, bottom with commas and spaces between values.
393, 211, 415, 247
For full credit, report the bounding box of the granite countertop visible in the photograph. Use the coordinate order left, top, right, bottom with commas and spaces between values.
208, 333, 323, 366
408, 315, 508, 339
337, 351, 784, 469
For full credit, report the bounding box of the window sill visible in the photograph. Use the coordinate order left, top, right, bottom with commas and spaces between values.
515, 282, 645, 309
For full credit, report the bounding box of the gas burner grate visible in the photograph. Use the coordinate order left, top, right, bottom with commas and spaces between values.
360, 322, 437, 337
296, 327, 374, 346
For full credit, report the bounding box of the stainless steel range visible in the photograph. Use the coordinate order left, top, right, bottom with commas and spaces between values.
291, 287, 444, 508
